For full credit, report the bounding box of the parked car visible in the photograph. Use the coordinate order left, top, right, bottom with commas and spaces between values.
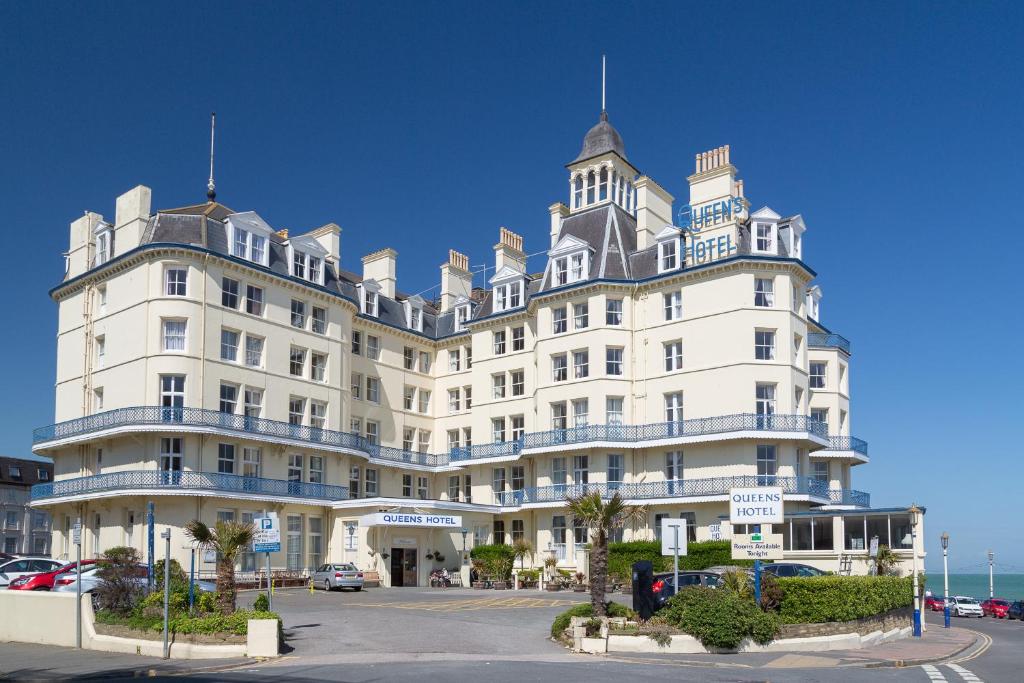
1007, 601, 1024, 620
761, 563, 827, 578
651, 571, 720, 607
52, 562, 217, 594
7, 560, 98, 591
0, 557, 63, 588
311, 563, 364, 591
948, 596, 984, 618
981, 598, 1011, 618
925, 595, 947, 612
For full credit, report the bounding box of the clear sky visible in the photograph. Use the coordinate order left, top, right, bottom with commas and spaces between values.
1, 2, 1021, 572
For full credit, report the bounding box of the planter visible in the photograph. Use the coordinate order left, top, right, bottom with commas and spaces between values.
573, 586, 588, 593
472, 581, 490, 589
492, 581, 509, 590
546, 584, 562, 592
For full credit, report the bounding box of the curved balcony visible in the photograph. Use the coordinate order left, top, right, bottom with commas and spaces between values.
807, 332, 851, 354
33, 407, 828, 470
821, 436, 869, 457
828, 488, 871, 507
496, 476, 834, 507
31, 470, 349, 504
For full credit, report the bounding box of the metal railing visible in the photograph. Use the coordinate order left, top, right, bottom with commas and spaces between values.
495, 476, 833, 506
828, 488, 871, 507
824, 436, 869, 456
31, 470, 349, 502
33, 407, 828, 468
808, 333, 851, 354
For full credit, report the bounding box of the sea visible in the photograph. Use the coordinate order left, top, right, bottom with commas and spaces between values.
925, 574, 1024, 600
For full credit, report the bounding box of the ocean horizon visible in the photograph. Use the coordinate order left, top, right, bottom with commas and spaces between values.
921, 573, 1024, 600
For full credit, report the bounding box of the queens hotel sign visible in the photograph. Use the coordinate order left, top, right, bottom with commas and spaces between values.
676, 197, 744, 264
360, 512, 462, 528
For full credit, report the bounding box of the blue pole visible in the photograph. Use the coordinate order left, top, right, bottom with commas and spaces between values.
147, 502, 155, 591
188, 547, 196, 613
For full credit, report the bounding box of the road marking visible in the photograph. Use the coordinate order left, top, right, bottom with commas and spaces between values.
946, 628, 992, 665
921, 664, 947, 681
946, 663, 984, 682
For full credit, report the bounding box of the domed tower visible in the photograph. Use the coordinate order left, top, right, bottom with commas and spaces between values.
566, 109, 639, 215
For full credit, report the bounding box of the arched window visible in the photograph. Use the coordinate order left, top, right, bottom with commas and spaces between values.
618, 175, 625, 208
611, 170, 618, 204
586, 171, 596, 205
626, 181, 634, 213
599, 168, 608, 201
573, 175, 583, 209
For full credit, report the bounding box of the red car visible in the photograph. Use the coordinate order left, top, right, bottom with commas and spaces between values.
925, 595, 947, 612
6, 560, 97, 591
981, 598, 1010, 618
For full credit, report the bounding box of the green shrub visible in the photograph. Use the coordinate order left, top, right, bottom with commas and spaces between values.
195, 590, 217, 614
550, 601, 633, 640
153, 559, 189, 595
94, 546, 145, 616
169, 609, 279, 635
659, 586, 778, 649
253, 593, 270, 612
470, 544, 515, 581
776, 576, 912, 624
607, 540, 754, 583
518, 569, 540, 583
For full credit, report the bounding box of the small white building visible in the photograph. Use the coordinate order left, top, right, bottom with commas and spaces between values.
31, 107, 924, 586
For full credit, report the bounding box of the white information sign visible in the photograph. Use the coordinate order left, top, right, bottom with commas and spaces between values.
729, 487, 784, 525
359, 512, 462, 528
731, 532, 785, 560
72, 521, 82, 546
660, 518, 688, 557
252, 515, 281, 553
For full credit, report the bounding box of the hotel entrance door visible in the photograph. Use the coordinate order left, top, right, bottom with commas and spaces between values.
390, 547, 418, 587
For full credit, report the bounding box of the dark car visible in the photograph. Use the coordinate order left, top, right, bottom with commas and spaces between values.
761, 563, 827, 578
1007, 601, 1024, 620
651, 571, 721, 607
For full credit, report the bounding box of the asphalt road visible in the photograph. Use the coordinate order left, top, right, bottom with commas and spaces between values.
0, 589, 1020, 682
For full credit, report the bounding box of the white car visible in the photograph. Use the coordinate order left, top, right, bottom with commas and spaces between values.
0, 557, 64, 588
949, 596, 984, 618
54, 563, 216, 594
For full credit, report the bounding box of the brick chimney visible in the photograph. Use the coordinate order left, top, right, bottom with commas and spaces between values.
493, 227, 526, 273
440, 249, 472, 312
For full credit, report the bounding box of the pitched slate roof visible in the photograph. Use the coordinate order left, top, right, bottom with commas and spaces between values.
538, 203, 638, 290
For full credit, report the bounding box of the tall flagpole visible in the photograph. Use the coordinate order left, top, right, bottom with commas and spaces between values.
207, 112, 217, 201
601, 55, 606, 112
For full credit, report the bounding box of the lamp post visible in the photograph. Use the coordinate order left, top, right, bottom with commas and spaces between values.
909, 504, 922, 637
988, 550, 994, 600
941, 532, 950, 628
461, 527, 468, 562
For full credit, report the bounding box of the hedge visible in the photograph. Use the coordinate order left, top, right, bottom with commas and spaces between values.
607, 540, 753, 582
660, 587, 779, 649
776, 575, 913, 624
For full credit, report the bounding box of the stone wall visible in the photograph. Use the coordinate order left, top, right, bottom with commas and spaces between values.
778, 606, 911, 639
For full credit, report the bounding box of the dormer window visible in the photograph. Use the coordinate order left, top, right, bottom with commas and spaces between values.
455, 302, 471, 332
93, 222, 113, 267
548, 235, 592, 289
755, 223, 774, 252
654, 226, 682, 274
806, 286, 822, 321
493, 280, 522, 312
359, 280, 381, 317
225, 212, 273, 267
286, 235, 329, 285
405, 295, 425, 332
364, 290, 378, 316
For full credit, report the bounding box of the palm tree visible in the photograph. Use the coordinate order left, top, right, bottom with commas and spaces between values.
875, 544, 899, 576
513, 538, 534, 571
184, 518, 255, 615
566, 490, 647, 616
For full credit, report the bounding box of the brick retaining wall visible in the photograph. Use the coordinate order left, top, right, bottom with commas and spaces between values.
779, 606, 912, 638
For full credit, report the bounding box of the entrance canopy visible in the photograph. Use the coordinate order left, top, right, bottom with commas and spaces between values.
359, 512, 462, 528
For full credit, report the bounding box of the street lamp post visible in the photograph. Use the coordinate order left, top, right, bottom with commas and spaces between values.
988, 550, 994, 600
941, 532, 950, 629
461, 527, 468, 561
909, 504, 922, 637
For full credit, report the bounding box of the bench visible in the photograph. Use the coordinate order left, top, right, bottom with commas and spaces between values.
362, 570, 381, 587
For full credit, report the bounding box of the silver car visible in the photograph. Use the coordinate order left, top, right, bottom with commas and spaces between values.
312, 563, 364, 591
54, 563, 215, 594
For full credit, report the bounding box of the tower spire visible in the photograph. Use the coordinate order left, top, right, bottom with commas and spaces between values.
601, 55, 606, 116
206, 112, 217, 202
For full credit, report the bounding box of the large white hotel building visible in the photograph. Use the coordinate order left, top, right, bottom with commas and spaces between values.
32, 109, 924, 585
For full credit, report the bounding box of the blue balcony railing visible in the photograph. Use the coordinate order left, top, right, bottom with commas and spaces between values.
33, 407, 828, 468
807, 333, 851, 354
31, 470, 349, 502
824, 436, 869, 456
495, 476, 832, 506
828, 488, 871, 507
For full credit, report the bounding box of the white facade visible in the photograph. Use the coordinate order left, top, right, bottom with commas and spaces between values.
32, 112, 923, 585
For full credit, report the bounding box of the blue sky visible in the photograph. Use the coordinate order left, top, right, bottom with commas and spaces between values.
1, 2, 1021, 571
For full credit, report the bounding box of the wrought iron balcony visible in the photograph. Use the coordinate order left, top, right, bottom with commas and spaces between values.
495, 476, 832, 507
31, 470, 349, 503
33, 407, 827, 469
807, 332, 851, 354
828, 488, 871, 507
823, 436, 869, 456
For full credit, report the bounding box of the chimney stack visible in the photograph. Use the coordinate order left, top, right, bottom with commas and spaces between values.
548, 202, 569, 247
362, 248, 398, 299
634, 176, 674, 250
440, 249, 472, 312
494, 226, 526, 273
694, 145, 732, 174
113, 185, 151, 254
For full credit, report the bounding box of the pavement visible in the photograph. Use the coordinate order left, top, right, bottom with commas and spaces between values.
0, 587, 1017, 682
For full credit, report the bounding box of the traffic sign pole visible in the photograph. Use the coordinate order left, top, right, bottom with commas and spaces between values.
267, 552, 272, 611
753, 524, 762, 608
672, 525, 680, 594
74, 518, 82, 649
